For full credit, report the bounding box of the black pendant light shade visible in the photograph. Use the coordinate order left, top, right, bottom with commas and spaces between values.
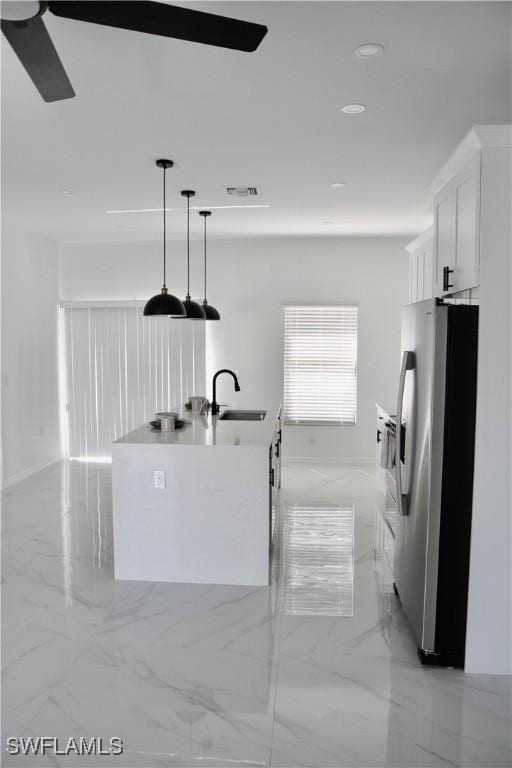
181, 190, 206, 320
144, 288, 186, 317
183, 296, 207, 319
199, 210, 221, 320
144, 159, 186, 317
202, 301, 221, 320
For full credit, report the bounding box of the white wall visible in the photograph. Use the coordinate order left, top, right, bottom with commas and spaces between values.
465, 147, 512, 674
59, 239, 194, 302
1, 229, 61, 486
206, 237, 408, 460
60, 236, 409, 460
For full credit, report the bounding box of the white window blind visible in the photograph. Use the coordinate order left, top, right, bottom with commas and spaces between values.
63, 305, 205, 460
284, 305, 358, 425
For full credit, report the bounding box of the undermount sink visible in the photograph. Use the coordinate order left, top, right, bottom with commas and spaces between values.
218, 409, 267, 421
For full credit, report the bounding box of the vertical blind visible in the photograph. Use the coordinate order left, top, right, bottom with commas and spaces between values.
284, 305, 358, 425
63, 304, 205, 459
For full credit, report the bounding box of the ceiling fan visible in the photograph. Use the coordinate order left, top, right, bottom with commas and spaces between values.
1, 1, 268, 102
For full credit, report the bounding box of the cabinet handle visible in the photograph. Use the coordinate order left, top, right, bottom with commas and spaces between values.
270, 468, 275, 487
275, 441, 280, 458
443, 265, 454, 292
377, 429, 382, 444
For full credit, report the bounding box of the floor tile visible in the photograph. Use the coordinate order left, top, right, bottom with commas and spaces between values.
2, 459, 510, 767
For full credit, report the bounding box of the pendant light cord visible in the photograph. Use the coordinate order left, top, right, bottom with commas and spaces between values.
203, 215, 207, 302
162, 165, 167, 289
186, 194, 190, 298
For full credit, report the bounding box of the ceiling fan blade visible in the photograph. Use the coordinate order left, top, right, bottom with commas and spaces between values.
48, 1, 267, 52
1, 15, 75, 101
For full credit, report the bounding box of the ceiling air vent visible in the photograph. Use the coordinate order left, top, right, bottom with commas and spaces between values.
226, 186, 258, 197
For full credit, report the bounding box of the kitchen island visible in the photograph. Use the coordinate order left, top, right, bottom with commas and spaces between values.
112, 405, 281, 586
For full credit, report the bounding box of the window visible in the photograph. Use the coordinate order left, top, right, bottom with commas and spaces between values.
284, 305, 358, 425
62, 303, 205, 460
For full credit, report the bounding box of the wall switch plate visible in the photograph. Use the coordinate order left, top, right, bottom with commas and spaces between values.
153, 470, 166, 490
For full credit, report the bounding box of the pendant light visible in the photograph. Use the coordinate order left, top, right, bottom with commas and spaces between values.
180, 190, 206, 319
143, 160, 186, 317
199, 210, 220, 320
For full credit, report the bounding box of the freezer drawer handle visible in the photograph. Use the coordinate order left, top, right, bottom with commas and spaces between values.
396, 350, 415, 516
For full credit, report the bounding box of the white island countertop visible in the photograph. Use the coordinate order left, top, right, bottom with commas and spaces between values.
115, 404, 281, 448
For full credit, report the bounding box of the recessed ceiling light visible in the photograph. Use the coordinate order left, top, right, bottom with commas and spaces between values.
342, 104, 366, 114
330, 182, 346, 189
355, 43, 384, 59
60, 189, 74, 196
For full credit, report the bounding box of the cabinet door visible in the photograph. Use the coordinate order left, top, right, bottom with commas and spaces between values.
422, 239, 434, 299
453, 153, 480, 292
376, 413, 387, 490
433, 181, 453, 296
417, 249, 425, 300
409, 252, 416, 303
273, 434, 281, 491
269, 445, 275, 546
407, 231, 434, 303
269, 413, 282, 546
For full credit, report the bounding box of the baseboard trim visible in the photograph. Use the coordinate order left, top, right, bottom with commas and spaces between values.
2, 457, 62, 490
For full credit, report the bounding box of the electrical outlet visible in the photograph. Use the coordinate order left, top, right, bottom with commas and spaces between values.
153, 470, 166, 490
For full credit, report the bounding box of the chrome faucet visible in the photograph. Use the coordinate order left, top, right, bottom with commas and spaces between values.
211, 369, 240, 415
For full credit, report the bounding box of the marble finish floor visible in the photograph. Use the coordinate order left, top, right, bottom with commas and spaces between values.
2, 460, 511, 767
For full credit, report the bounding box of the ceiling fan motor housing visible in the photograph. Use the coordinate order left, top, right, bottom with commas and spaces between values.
1, 1, 45, 22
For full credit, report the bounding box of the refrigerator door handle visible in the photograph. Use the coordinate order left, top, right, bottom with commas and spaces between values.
396, 350, 415, 516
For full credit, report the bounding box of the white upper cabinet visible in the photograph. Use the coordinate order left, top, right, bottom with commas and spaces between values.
430, 127, 512, 299
408, 128, 511, 305
453, 153, 481, 290
433, 151, 481, 296
433, 182, 455, 295
406, 227, 433, 303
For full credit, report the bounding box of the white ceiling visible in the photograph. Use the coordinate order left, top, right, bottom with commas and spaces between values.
1, 1, 511, 242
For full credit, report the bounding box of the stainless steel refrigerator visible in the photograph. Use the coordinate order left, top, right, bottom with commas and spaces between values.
393, 298, 478, 668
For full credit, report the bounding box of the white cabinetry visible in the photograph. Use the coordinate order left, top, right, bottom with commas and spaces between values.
269, 408, 282, 545
375, 407, 387, 490
453, 153, 481, 290
112, 405, 283, 586
406, 227, 433, 303
433, 183, 454, 294
424, 124, 512, 673
433, 152, 481, 296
